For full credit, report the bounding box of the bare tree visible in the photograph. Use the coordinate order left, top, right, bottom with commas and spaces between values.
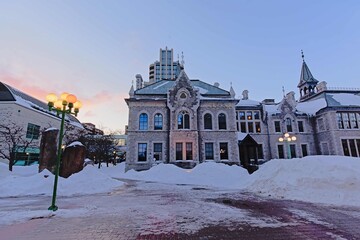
0, 121, 37, 171
79, 133, 119, 168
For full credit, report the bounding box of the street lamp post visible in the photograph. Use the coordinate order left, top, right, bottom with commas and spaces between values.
278, 133, 296, 159
46, 92, 82, 211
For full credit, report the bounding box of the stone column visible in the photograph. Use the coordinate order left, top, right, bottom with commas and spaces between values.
38, 128, 59, 173
60, 143, 86, 178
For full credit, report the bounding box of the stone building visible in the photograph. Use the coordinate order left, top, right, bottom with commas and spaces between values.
125, 50, 360, 171
125, 71, 239, 171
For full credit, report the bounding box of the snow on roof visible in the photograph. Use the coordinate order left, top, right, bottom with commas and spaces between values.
237, 132, 247, 141
296, 97, 327, 115
263, 104, 279, 114
330, 93, 360, 106
67, 141, 84, 147
236, 99, 261, 107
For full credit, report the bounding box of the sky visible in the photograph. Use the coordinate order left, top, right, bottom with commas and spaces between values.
1, 0, 360, 132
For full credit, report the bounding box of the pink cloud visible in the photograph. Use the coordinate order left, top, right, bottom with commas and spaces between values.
0, 73, 50, 101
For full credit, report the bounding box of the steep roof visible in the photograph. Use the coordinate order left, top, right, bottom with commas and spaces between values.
298, 60, 319, 87
135, 79, 230, 96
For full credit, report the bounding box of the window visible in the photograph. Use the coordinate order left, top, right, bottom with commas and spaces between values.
278, 145, 284, 159
218, 113, 227, 130
248, 122, 254, 133
240, 122, 246, 133
180, 92, 187, 99
286, 118, 293, 132
301, 144, 308, 157
154, 113, 163, 130
178, 111, 190, 129
176, 143, 183, 160
246, 111, 253, 120
204, 113, 212, 130
254, 111, 260, 120
138, 143, 147, 161
349, 139, 357, 157
186, 143, 193, 160
239, 111, 245, 120
342, 139, 360, 157
255, 122, 261, 133
26, 123, 40, 139
290, 144, 296, 158
298, 121, 304, 132
274, 121, 281, 133
153, 143, 162, 161
139, 113, 148, 130
205, 143, 214, 160
342, 139, 350, 156
337, 112, 360, 130
220, 142, 228, 159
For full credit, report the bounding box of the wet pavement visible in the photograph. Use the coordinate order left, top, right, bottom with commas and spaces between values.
0, 179, 359, 240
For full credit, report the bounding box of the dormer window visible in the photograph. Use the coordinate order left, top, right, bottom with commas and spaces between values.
180, 92, 187, 99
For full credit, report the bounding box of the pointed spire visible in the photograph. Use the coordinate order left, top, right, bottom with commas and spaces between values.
230, 83, 235, 98
298, 51, 318, 87
301, 49, 305, 62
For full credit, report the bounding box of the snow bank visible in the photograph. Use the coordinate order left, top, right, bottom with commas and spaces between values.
1, 156, 360, 207
244, 156, 360, 206
123, 162, 249, 189
0, 165, 124, 197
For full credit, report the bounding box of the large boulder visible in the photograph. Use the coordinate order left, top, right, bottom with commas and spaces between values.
60, 142, 86, 178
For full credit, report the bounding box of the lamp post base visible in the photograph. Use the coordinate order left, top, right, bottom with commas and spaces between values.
48, 205, 58, 211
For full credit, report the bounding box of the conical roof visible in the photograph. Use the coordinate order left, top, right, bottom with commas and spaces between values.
298, 60, 318, 87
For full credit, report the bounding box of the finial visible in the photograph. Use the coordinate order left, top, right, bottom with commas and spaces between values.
177, 54, 179, 62
282, 86, 285, 97
181, 51, 185, 66
132, 80, 134, 86
301, 50, 305, 62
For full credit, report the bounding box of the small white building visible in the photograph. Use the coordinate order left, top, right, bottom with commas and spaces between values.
0, 82, 84, 165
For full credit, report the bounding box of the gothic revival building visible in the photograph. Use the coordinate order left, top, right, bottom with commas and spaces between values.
125, 71, 239, 171
125, 50, 360, 171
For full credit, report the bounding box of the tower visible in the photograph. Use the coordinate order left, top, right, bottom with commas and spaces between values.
297, 51, 319, 101
148, 47, 184, 83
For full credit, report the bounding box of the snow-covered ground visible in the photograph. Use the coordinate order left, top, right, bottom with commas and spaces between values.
1, 155, 359, 207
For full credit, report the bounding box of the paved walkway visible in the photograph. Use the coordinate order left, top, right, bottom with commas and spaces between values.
1, 180, 359, 239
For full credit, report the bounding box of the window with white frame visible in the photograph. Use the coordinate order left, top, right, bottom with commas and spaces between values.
337, 112, 360, 129
205, 143, 214, 160
154, 113, 163, 130
139, 113, 148, 130
138, 143, 147, 161
238, 110, 261, 133
26, 123, 40, 139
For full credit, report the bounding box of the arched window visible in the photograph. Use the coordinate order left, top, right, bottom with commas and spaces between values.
204, 113, 212, 129
178, 111, 190, 129
218, 113, 227, 130
286, 118, 293, 132
139, 113, 148, 130
154, 113, 163, 130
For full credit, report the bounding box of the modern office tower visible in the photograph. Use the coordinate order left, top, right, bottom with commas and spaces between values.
148, 47, 184, 83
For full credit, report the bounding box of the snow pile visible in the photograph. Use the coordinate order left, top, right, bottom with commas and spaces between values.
123, 162, 249, 188
244, 156, 360, 206
0, 164, 124, 197
1, 156, 360, 207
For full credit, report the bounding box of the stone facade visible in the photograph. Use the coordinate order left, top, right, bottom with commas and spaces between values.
125, 71, 240, 171
126, 56, 360, 171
